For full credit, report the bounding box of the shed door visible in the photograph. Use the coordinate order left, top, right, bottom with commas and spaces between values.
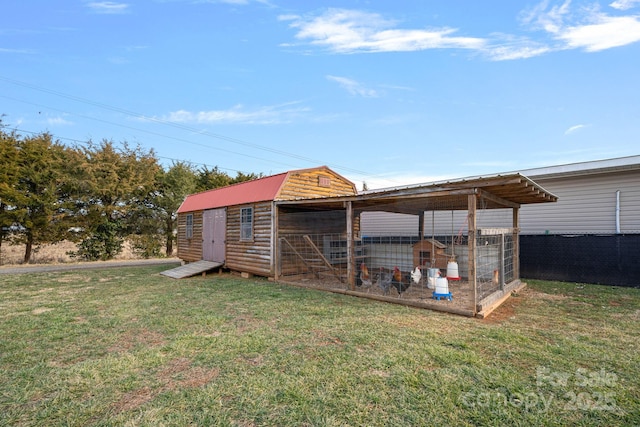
202, 208, 226, 262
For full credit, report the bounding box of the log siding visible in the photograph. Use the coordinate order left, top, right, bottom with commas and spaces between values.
225, 202, 274, 276
177, 210, 203, 262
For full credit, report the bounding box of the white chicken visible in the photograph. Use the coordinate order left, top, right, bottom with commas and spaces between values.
410, 266, 422, 286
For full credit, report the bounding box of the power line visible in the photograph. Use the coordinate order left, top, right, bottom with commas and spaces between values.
0, 94, 304, 173
0, 75, 397, 182
3, 126, 247, 175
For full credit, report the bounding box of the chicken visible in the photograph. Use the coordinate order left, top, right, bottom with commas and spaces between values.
391, 266, 411, 297
376, 267, 392, 295
410, 266, 422, 286
356, 262, 372, 288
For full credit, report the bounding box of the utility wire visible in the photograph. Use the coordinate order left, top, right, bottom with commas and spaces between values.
0, 75, 397, 182
0, 94, 302, 173
4, 126, 247, 174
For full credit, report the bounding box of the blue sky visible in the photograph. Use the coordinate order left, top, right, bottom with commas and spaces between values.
2, 0, 640, 189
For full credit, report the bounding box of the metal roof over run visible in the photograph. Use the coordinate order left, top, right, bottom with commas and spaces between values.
276, 173, 558, 214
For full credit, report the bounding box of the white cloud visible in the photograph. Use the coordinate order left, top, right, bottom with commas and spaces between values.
326, 75, 378, 97
484, 39, 552, 60
523, 1, 640, 52
47, 116, 73, 126
282, 4, 640, 61
86, 2, 130, 14
565, 124, 587, 134
0, 47, 35, 54
282, 8, 485, 54
559, 15, 640, 51
610, 0, 640, 10
162, 102, 309, 125
521, 0, 572, 34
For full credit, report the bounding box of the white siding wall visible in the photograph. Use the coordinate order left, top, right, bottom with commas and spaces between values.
360, 212, 418, 236
519, 170, 640, 234
360, 169, 640, 236
361, 209, 514, 237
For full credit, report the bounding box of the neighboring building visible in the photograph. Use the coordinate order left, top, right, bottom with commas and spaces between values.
518, 156, 640, 234
359, 155, 640, 286
361, 156, 640, 237
517, 156, 640, 286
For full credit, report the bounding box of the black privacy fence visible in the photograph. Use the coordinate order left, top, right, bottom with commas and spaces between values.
520, 234, 640, 287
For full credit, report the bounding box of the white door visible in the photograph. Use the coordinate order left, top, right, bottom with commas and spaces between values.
202, 208, 226, 262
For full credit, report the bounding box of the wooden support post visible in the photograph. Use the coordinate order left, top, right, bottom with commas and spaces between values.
468, 193, 477, 315
499, 233, 505, 291
418, 211, 425, 241
272, 203, 280, 280
346, 201, 355, 291
513, 207, 520, 281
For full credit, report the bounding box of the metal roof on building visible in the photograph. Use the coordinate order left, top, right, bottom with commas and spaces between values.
516, 155, 640, 179
277, 173, 558, 215
177, 172, 288, 213
179, 166, 559, 215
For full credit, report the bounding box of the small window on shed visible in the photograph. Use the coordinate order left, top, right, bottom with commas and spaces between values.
240, 207, 253, 241
318, 176, 331, 187
186, 214, 193, 239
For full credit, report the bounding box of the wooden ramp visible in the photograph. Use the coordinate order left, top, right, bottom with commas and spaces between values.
160, 261, 223, 279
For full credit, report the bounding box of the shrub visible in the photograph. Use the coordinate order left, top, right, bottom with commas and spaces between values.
130, 234, 164, 259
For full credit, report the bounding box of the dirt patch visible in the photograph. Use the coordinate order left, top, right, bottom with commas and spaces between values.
114, 386, 156, 413
161, 358, 220, 389
312, 329, 345, 346
240, 354, 264, 367
481, 291, 525, 324
56, 275, 92, 284
108, 328, 167, 353
527, 290, 569, 301
32, 307, 54, 315
111, 357, 220, 414
368, 369, 391, 378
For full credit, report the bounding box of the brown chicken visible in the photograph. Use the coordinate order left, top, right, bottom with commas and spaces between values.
391, 266, 411, 297
356, 262, 372, 288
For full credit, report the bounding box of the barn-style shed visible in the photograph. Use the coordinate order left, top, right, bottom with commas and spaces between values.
176, 168, 557, 317
176, 166, 357, 277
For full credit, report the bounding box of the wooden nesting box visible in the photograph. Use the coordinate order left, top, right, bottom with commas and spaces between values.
413, 239, 449, 269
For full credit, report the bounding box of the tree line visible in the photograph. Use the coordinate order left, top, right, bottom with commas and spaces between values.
0, 124, 260, 264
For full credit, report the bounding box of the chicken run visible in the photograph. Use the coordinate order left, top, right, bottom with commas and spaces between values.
176, 169, 554, 317
276, 194, 522, 318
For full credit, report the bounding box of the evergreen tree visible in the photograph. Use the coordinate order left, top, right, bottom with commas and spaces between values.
71, 140, 160, 261
11, 133, 74, 262
196, 165, 231, 192
0, 126, 21, 263
138, 161, 198, 256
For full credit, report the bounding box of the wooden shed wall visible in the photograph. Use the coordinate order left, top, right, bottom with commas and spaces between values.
277, 169, 356, 200
225, 201, 274, 276
177, 211, 203, 262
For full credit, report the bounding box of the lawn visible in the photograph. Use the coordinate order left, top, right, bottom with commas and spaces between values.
1, 265, 638, 426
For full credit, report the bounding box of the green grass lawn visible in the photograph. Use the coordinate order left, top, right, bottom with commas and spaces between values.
1, 265, 639, 426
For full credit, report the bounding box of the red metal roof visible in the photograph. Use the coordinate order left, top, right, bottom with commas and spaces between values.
177, 172, 288, 213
